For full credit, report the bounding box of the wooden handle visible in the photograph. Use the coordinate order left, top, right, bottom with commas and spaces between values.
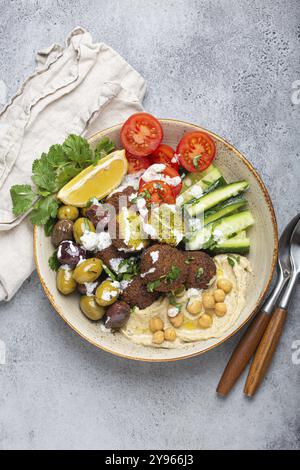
216, 310, 271, 396
244, 307, 287, 397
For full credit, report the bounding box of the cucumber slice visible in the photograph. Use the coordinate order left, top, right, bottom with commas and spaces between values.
212, 236, 250, 254
232, 230, 247, 239
204, 195, 247, 225
181, 164, 223, 192
178, 177, 226, 207
187, 181, 249, 217
213, 210, 254, 240
185, 210, 254, 250
185, 224, 213, 250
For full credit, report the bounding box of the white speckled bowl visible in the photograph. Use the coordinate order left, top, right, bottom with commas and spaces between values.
34, 119, 278, 361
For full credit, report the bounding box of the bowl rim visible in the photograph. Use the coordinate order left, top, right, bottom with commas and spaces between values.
34, 118, 278, 362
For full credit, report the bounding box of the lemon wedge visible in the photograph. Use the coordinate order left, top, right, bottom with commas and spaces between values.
57, 150, 128, 207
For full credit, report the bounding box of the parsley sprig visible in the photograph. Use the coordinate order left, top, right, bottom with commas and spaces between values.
48, 250, 60, 271
10, 135, 115, 227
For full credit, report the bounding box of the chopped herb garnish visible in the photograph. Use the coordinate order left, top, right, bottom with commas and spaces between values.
193, 154, 203, 169
86, 197, 99, 207
132, 189, 151, 204
117, 257, 139, 281
228, 255, 240, 268
196, 267, 204, 279
185, 256, 195, 265
167, 293, 182, 311
48, 250, 60, 271
147, 279, 161, 292
165, 265, 181, 283
102, 264, 118, 281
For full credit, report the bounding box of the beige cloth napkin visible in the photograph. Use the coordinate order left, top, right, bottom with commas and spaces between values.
0, 27, 146, 301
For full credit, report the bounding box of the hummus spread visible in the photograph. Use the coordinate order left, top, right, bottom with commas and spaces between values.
121, 254, 251, 348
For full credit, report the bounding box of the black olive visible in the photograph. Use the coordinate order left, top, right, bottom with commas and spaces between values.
57, 240, 86, 267
103, 301, 131, 329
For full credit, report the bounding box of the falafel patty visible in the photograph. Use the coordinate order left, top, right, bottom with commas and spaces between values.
95, 244, 129, 267
106, 186, 136, 215
121, 277, 160, 309
140, 244, 187, 293
184, 251, 216, 289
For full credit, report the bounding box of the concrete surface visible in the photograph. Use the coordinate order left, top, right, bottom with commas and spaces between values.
0, 0, 300, 450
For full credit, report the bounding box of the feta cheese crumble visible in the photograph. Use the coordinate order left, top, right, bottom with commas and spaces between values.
140, 267, 156, 278
150, 250, 159, 263
167, 306, 179, 317
141, 163, 181, 188
109, 171, 143, 195
109, 257, 124, 273
84, 281, 99, 296
80, 230, 112, 251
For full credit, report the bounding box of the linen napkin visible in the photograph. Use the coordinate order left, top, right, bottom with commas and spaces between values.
0, 27, 146, 301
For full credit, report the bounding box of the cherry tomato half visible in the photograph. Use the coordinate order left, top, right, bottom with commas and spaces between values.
139, 164, 182, 197
139, 163, 182, 197
176, 131, 216, 173
151, 144, 179, 171
126, 151, 151, 174
162, 165, 182, 197
121, 113, 163, 157
138, 180, 176, 205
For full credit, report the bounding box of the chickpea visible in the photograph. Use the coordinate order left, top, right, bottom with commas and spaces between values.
95, 280, 120, 307
215, 302, 227, 317
198, 313, 213, 329
202, 292, 215, 309
217, 278, 233, 294
164, 327, 177, 342
186, 298, 202, 315
149, 317, 164, 333
58, 205, 79, 221
214, 289, 226, 302
152, 331, 165, 344
169, 312, 184, 328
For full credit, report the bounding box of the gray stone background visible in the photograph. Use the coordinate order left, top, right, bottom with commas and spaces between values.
0, 0, 299, 450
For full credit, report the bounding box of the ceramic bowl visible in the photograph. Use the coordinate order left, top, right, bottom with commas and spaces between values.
34, 119, 278, 361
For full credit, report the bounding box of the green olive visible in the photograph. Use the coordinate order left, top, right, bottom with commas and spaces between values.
73, 258, 103, 284
58, 205, 79, 221
80, 295, 105, 321
73, 217, 95, 243
95, 279, 120, 307
56, 267, 76, 295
